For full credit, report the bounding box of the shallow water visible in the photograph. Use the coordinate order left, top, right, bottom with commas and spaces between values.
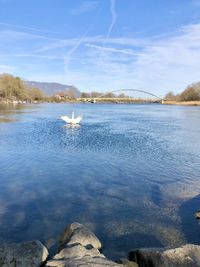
0, 103, 200, 259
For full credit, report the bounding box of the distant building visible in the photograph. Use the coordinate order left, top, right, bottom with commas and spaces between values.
58, 92, 66, 99
54, 94, 62, 100
54, 92, 67, 100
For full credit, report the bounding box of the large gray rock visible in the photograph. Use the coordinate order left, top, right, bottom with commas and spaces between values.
59, 222, 102, 250
129, 244, 200, 267
0, 240, 48, 267
46, 223, 125, 267
46, 251, 124, 267
46, 257, 123, 267
118, 258, 139, 267
54, 244, 103, 260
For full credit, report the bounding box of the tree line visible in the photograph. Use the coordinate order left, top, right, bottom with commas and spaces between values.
0, 74, 44, 102
84, 84, 200, 102
1, 73, 200, 102
80, 91, 127, 98
165, 82, 200, 101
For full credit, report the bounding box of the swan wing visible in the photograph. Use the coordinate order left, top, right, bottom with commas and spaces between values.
61, 116, 71, 123
74, 116, 82, 123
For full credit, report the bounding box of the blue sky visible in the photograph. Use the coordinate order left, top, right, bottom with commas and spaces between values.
1, 0, 200, 95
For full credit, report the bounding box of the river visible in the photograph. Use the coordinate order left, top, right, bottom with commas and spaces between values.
0, 103, 200, 259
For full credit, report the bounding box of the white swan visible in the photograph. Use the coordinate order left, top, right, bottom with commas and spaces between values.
61, 112, 82, 124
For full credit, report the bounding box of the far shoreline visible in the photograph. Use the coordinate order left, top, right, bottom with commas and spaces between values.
1, 99, 200, 106
162, 100, 200, 106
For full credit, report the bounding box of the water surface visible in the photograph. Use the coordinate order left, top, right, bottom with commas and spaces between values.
0, 103, 200, 259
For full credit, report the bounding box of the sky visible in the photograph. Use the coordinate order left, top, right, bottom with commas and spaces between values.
1, 0, 200, 96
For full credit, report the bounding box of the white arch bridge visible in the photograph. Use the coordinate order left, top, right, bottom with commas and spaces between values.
82, 89, 164, 103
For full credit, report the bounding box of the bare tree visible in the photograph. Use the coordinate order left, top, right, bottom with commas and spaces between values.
180, 87, 200, 101
81, 92, 91, 98
165, 91, 177, 101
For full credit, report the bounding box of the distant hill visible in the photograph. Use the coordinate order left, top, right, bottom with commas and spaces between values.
25, 81, 81, 97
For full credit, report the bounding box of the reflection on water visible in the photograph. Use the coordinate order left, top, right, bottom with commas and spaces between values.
0, 103, 200, 259
0, 103, 37, 123
0, 117, 17, 123
64, 124, 81, 129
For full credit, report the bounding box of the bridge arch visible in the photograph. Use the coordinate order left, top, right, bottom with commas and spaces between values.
96, 89, 163, 101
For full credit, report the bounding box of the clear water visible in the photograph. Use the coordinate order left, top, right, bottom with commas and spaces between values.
0, 103, 200, 259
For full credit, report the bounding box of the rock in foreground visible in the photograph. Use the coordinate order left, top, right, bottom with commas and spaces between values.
58, 222, 102, 250
46, 222, 134, 267
0, 240, 48, 267
130, 244, 200, 267
1, 222, 200, 267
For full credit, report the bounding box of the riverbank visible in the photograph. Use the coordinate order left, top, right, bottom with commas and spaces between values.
1, 222, 200, 267
163, 100, 200, 106
0, 98, 161, 105
77, 98, 161, 104
2, 99, 200, 105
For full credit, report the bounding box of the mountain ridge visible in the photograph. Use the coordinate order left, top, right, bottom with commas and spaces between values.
25, 81, 81, 97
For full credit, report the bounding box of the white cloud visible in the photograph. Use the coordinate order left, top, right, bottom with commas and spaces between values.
70, 1, 99, 16
74, 23, 200, 95
1, 21, 200, 96
131, 23, 200, 93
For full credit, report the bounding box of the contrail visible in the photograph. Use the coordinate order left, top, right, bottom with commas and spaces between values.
86, 44, 138, 56
0, 22, 64, 36
64, 1, 117, 75
64, 3, 103, 75
106, 0, 117, 40
64, 31, 88, 74
97, 0, 117, 57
